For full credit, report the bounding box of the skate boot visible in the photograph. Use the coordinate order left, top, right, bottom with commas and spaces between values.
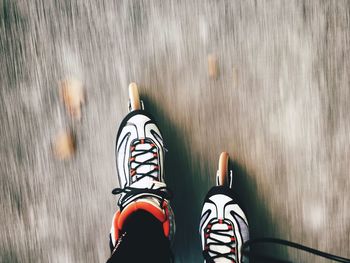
109, 83, 175, 254
199, 152, 249, 263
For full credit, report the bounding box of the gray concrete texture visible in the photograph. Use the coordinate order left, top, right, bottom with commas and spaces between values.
1, 0, 350, 262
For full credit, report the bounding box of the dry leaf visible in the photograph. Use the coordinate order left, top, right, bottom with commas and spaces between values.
59, 78, 85, 120
208, 54, 218, 79
53, 130, 76, 160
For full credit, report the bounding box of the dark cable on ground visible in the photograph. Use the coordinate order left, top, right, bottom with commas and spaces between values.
242, 238, 350, 263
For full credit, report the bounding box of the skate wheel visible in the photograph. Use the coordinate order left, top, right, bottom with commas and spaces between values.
218, 152, 229, 186
128, 82, 141, 111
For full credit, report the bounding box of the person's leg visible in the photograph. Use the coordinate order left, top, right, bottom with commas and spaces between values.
106, 84, 175, 263
107, 210, 172, 263
199, 153, 249, 263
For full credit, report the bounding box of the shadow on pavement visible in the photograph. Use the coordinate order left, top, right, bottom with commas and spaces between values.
142, 95, 206, 262
232, 162, 289, 262
142, 95, 288, 262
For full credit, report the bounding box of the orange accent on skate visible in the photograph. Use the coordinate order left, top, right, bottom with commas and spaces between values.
118, 201, 166, 231
163, 219, 170, 237
162, 201, 171, 238
113, 210, 121, 241
131, 170, 136, 176
117, 201, 171, 238
130, 146, 135, 151
141, 139, 144, 144
153, 153, 158, 157
151, 143, 155, 147
130, 157, 135, 161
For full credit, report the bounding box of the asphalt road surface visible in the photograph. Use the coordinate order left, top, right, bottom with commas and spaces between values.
1, 1, 350, 262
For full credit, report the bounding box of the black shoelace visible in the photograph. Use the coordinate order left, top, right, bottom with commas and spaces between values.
128, 139, 159, 181
203, 219, 237, 263
113, 138, 170, 207
112, 184, 173, 208
242, 238, 350, 263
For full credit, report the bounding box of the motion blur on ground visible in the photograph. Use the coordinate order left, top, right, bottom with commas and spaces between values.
1, 1, 350, 262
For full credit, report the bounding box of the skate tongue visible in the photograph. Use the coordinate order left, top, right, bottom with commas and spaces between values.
130, 140, 160, 180
118, 197, 170, 238
206, 222, 236, 263
128, 178, 165, 191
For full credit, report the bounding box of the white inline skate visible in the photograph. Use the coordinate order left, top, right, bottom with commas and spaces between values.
200, 152, 249, 263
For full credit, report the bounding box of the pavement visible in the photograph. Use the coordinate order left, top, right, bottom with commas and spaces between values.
1, 0, 350, 262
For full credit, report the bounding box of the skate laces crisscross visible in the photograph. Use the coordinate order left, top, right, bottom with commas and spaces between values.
112, 139, 170, 207
129, 139, 159, 181
203, 219, 237, 263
